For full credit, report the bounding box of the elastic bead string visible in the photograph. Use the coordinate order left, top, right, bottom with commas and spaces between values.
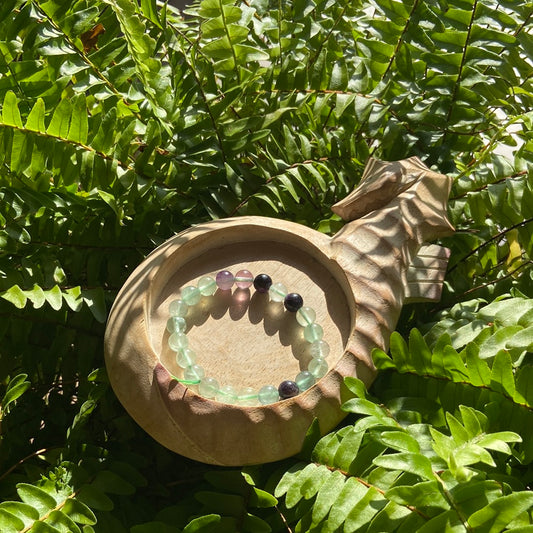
165, 270, 330, 406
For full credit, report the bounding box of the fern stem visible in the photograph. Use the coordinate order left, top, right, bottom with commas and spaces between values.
448, 217, 533, 272
307, 1, 348, 70
434, 473, 474, 532
0, 122, 131, 173
463, 260, 533, 295
320, 463, 431, 520
381, 0, 421, 80
450, 170, 528, 200
227, 155, 345, 216
442, 0, 479, 143
218, 0, 241, 84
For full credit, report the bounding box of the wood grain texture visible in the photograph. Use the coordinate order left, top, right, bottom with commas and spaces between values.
104, 156, 454, 465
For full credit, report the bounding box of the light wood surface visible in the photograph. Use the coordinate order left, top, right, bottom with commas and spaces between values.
104, 156, 454, 465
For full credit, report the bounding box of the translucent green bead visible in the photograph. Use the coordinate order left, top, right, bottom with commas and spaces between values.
199, 376, 219, 398
304, 323, 324, 343
238, 387, 258, 406
296, 306, 316, 327
269, 282, 287, 302
295, 370, 316, 391
197, 276, 217, 296
309, 357, 328, 378
169, 299, 188, 317
309, 340, 330, 359
166, 316, 186, 334
176, 347, 196, 368
168, 332, 188, 351
216, 385, 238, 404
181, 285, 201, 305
258, 385, 279, 404
184, 364, 205, 382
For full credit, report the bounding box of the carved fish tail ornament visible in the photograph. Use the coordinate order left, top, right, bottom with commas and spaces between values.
330, 156, 454, 362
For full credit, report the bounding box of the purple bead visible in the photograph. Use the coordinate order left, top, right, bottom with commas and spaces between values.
284, 293, 303, 312
278, 380, 300, 399
216, 270, 234, 290
235, 269, 253, 289
253, 273, 272, 293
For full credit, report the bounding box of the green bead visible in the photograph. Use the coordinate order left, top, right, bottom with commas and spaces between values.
304, 323, 323, 343
197, 276, 217, 296
199, 376, 219, 398
269, 282, 287, 302
184, 364, 205, 382
309, 357, 328, 378
166, 316, 186, 334
295, 370, 316, 391
176, 347, 196, 368
258, 385, 279, 404
238, 387, 258, 406
216, 385, 238, 404
181, 285, 201, 305
169, 299, 188, 317
296, 306, 316, 327
168, 332, 188, 351
309, 340, 330, 359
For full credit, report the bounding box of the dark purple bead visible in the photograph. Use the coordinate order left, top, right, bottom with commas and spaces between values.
253, 273, 272, 293
278, 380, 300, 399
284, 293, 303, 312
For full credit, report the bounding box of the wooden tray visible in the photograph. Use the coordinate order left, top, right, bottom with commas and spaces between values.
104, 157, 454, 465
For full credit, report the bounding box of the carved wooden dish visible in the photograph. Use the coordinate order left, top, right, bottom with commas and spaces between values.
104, 157, 454, 465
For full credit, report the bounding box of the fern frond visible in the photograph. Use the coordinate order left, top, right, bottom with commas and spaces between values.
425, 297, 533, 364
275, 378, 531, 532
0, 456, 145, 533
372, 329, 533, 464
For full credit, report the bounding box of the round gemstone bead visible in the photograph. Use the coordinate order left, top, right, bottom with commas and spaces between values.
309, 357, 328, 378
216, 384, 238, 404
284, 293, 304, 312
309, 340, 330, 359
198, 376, 219, 398
166, 316, 186, 334
295, 370, 316, 391
168, 332, 189, 351
216, 270, 234, 290
258, 385, 279, 404
304, 323, 324, 343
278, 380, 300, 399
169, 299, 188, 317
269, 282, 288, 302
238, 387, 257, 406
197, 276, 217, 296
235, 269, 254, 289
176, 347, 196, 368
184, 364, 205, 382
181, 286, 201, 306
253, 274, 272, 293
296, 306, 316, 327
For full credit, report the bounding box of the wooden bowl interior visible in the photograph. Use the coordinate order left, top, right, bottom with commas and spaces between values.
146, 225, 353, 395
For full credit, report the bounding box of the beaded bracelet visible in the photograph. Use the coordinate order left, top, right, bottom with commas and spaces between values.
165, 269, 330, 406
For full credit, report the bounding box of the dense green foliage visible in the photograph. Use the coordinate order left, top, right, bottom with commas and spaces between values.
0, 0, 532, 530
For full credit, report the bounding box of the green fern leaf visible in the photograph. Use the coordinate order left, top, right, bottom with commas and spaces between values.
26, 99, 46, 133
2, 91, 23, 128
468, 492, 533, 532
47, 100, 72, 138
67, 94, 89, 144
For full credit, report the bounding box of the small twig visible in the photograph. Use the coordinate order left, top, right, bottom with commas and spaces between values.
0, 448, 56, 483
